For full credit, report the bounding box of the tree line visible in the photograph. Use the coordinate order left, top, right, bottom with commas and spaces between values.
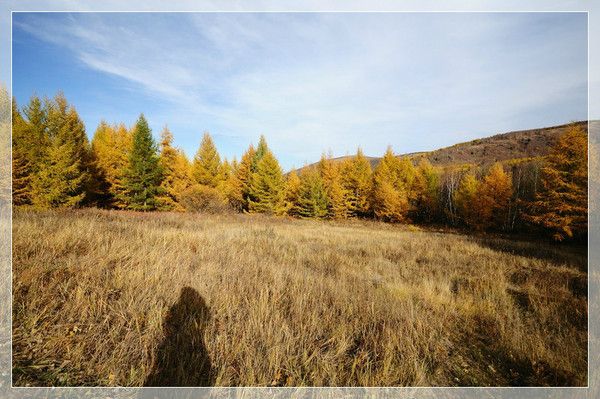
12, 93, 587, 241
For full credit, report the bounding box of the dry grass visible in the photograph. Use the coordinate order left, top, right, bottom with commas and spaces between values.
12, 209, 587, 387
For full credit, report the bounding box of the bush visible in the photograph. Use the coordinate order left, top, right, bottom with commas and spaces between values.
179, 184, 230, 214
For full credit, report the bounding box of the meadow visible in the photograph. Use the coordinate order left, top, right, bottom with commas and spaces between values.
12, 209, 587, 387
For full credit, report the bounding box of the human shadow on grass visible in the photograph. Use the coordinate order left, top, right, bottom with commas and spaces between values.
144, 287, 213, 386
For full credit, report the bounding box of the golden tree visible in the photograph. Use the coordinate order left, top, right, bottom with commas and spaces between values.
340, 148, 372, 218
192, 132, 222, 187
477, 162, 512, 230
12, 99, 32, 206
90, 122, 132, 208
30, 95, 89, 209
294, 167, 329, 218
158, 127, 192, 211
284, 169, 302, 216
525, 124, 588, 240
412, 158, 441, 223
454, 172, 480, 230
227, 145, 255, 211
371, 147, 412, 222
248, 149, 286, 215
317, 153, 349, 219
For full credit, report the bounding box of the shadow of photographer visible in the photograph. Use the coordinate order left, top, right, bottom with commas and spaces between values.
145, 286, 213, 386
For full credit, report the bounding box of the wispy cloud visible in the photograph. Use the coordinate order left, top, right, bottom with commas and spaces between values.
13, 12, 587, 169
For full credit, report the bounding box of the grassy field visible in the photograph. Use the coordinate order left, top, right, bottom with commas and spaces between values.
12, 209, 587, 387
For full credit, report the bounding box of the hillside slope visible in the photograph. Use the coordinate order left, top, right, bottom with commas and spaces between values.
298, 121, 588, 171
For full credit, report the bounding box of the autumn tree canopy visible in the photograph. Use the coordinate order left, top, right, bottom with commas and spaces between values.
12, 91, 588, 241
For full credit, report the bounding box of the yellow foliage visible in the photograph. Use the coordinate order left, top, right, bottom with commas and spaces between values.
90, 122, 132, 208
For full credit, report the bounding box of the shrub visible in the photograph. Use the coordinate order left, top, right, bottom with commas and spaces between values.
179, 184, 230, 214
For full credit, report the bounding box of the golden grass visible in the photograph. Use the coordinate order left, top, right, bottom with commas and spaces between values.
12, 209, 587, 386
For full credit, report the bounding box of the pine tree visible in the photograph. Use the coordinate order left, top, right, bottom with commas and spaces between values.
340, 148, 372, 218
317, 154, 348, 219
371, 147, 411, 222
248, 149, 286, 215
121, 114, 163, 211
412, 158, 441, 223
295, 167, 329, 218
525, 124, 588, 240
158, 126, 192, 211
477, 162, 512, 230
193, 132, 222, 187
454, 172, 480, 229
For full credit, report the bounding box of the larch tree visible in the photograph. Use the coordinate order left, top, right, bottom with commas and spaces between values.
248, 149, 286, 215
30, 96, 89, 208
412, 158, 441, 223
340, 148, 372, 218
192, 132, 222, 187
454, 172, 481, 230
477, 162, 512, 230
371, 147, 411, 222
295, 167, 329, 219
12, 99, 32, 206
217, 158, 232, 196
253, 135, 269, 170
158, 126, 192, 211
284, 169, 302, 216
525, 124, 588, 240
21, 95, 48, 174
227, 145, 255, 211
317, 154, 348, 219
90, 122, 132, 208
121, 114, 163, 211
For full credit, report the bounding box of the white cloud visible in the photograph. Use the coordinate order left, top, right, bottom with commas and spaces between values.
12, 12, 588, 169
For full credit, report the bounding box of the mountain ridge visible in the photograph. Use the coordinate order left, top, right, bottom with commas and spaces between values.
295, 120, 589, 172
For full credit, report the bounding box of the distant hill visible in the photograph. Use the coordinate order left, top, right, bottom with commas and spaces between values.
297, 121, 588, 172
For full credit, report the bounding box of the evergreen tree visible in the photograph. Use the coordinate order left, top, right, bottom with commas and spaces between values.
193, 132, 222, 187
525, 124, 588, 240
340, 148, 372, 218
248, 149, 286, 215
121, 114, 163, 211
295, 167, 329, 218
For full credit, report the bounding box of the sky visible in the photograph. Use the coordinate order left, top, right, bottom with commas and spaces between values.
12, 12, 588, 170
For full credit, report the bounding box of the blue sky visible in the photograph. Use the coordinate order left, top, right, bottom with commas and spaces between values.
12, 12, 587, 170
